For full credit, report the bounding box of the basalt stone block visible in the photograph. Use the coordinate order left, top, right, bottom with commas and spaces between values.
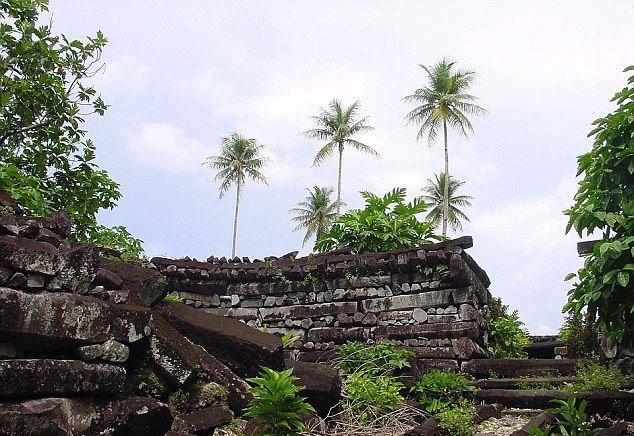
16, 211, 72, 239
0, 287, 152, 352
177, 404, 233, 435
0, 235, 60, 275
58, 244, 99, 294
202, 307, 259, 320
361, 290, 453, 313
158, 302, 283, 378
150, 316, 251, 413
259, 301, 357, 321
0, 359, 126, 399
134, 273, 168, 307
307, 327, 368, 344
407, 347, 456, 359
284, 359, 341, 417
374, 321, 481, 340
76, 339, 130, 363
452, 337, 486, 359
461, 359, 581, 378
94, 267, 124, 289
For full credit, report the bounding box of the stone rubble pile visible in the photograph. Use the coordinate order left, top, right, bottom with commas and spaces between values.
0, 190, 340, 435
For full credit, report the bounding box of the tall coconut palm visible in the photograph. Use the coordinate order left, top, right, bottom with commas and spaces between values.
203, 133, 268, 258
290, 186, 339, 246
304, 99, 378, 216
404, 59, 486, 236
422, 173, 473, 233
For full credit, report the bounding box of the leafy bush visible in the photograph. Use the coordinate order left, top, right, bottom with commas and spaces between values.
530, 397, 598, 436
411, 370, 477, 413
163, 294, 183, 303
336, 341, 414, 376
487, 296, 510, 320
244, 367, 315, 436
343, 373, 405, 424
314, 188, 440, 253
437, 403, 476, 436
558, 312, 599, 358
565, 362, 623, 392
487, 311, 531, 358
564, 65, 634, 347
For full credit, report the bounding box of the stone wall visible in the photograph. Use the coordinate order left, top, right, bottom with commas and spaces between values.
151, 236, 491, 367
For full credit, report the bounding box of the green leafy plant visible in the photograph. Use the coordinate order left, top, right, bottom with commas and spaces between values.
487, 296, 510, 321
343, 373, 405, 424
529, 397, 598, 436
315, 188, 440, 253
244, 367, 315, 436
565, 362, 623, 392
272, 271, 290, 285
164, 294, 183, 304
336, 341, 414, 376
487, 311, 531, 358
558, 312, 600, 358
411, 370, 477, 413
281, 331, 300, 348
436, 402, 476, 436
564, 65, 634, 347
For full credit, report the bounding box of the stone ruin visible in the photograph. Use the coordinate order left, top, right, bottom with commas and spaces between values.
0, 188, 494, 434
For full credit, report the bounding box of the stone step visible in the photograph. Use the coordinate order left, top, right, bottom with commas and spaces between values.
524, 340, 565, 359
476, 389, 634, 414
461, 359, 583, 378
473, 377, 634, 390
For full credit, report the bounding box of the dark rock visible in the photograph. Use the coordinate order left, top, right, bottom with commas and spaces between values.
0, 214, 19, 236
0, 187, 22, 214
150, 315, 252, 413
0, 397, 172, 436
284, 359, 341, 417
307, 327, 368, 344
0, 342, 18, 358
134, 273, 168, 307
35, 228, 64, 247
100, 257, 165, 297
158, 302, 284, 378
453, 337, 484, 359
402, 417, 441, 436
0, 235, 60, 275
94, 268, 124, 289
178, 404, 234, 435
474, 404, 503, 424
0, 359, 126, 399
58, 244, 99, 293
0, 266, 11, 285
461, 359, 581, 378
374, 322, 482, 340
597, 422, 629, 436
6, 271, 26, 287
17, 211, 71, 239
511, 411, 557, 436
18, 219, 40, 238
0, 287, 152, 352
26, 273, 45, 288
76, 339, 130, 363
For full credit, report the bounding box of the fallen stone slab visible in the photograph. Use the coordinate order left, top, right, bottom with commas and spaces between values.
510, 411, 557, 436
402, 417, 441, 436
0, 287, 152, 352
151, 315, 252, 413
0, 359, 125, 399
94, 267, 124, 289
461, 359, 582, 378
284, 359, 341, 417
0, 396, 172, 436
158, 302, 283, 377
15, 211, 71, 239
476, 390, 634, 414
0, 235, 60, 275
177, 404, 234, 435
76, 339, 130, 363
524, 340, 566, 359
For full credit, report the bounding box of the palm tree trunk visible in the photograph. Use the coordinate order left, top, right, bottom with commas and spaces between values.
232, 180, 240, 258
336, 143, 343, 216
442, 120, 449, 237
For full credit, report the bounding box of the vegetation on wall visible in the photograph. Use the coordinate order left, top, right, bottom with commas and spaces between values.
0, 0, 143, 256
487, 310, 531, 359
314, 188, 440, 253
564, 65, 634, 347
558, 312, 600, 358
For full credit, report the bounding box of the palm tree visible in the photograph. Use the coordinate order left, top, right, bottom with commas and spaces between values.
304, 99, 378, 216
421, 173, 473, 233
404, 59, 486, 236
290, 186, 339, 246
203, 133, 268, 258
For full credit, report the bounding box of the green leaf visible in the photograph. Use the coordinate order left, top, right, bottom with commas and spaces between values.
617, 271, 629, 288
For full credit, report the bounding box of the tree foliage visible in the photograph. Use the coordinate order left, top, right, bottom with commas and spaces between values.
0, 0, 142, 255
564, 65, 634, 347
422, 172, 473, 232
290, 185, 339, 246
314, 188, 440, 253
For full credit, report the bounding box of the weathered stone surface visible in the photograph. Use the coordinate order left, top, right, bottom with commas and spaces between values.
150, 315, 252, 413
94, 267, 124, 289
0, 359, 126, 399
0, 342, 18, 358
461, 359, 581, 378
596, 422, 629, 436
285, 359, 341, 417
134, 273, 168, 307
0, 266, 11, 285
474, 404, 503, 424
0, 235, 60, 275
16, 211, 72, 239
259, 301, 357, 321
178, 404, 233, 434
402, 417, 441, 436
406, 347, 456, 359
307, 327, 368, 344
0, 397, 172, 436
510, 411, 557, 436
6, 271, 26, 287
202, 307, 259, 320
58, 244, 99, 293
36, 228, 64, 247
452, 337, 485, 359
374, 321, 481, 340
361, 290, 452, 313
76, 339, 130, 363
0, 287, 152, 352
412, 308, 428, 323
159, 303, 283, 378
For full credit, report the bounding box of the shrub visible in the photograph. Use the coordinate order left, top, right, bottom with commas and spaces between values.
437, 403, 476, 436
487, 311, 531, 358
163, 294, 183, 303
343, 373, 405, 424
336, 341, 414, 376
487, 296, 509, 320
558, 312, 600, 358
565, 362, 623, 392
314, 188, 440, 253
530, 397, 598, 435
411, 370, 477, 413
244, 367, 315, 436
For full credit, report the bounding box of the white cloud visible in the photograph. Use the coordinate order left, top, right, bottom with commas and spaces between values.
125, 122, 213, 174
96, 55, 155, 97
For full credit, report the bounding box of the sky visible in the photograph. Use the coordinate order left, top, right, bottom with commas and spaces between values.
48, 0, 634, 334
